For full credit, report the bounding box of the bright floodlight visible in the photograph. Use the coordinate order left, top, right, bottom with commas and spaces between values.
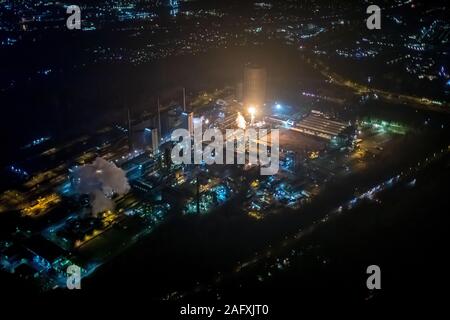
276, 103, 282, 110
248, 106, 256, 125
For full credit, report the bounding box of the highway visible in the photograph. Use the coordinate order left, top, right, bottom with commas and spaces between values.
307, 57, 450, 114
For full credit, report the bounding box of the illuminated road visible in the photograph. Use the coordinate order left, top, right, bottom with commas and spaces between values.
308, 58, 450, 113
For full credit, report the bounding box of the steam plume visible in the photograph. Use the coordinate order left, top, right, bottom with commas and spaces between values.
72, 157, 130, 215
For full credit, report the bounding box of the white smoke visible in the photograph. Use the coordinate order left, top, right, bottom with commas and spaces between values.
236, 112, 247, 130
72, 157, 130, 216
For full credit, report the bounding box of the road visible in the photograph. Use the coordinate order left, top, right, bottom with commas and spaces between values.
307, 57, 450, 113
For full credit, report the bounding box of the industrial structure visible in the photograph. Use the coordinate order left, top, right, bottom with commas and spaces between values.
243, 64, 267, 109
0, 78, 368, 292
293, 111, 350, 141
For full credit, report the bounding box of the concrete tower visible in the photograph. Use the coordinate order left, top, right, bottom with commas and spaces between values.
243, 65, 267, 108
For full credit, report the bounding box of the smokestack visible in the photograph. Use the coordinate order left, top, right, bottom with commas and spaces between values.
151, 128, 159, 155
187, 112, 194, 136
157, 97, 162, 141
183, 87, 186, 112
127, 107, 133, 151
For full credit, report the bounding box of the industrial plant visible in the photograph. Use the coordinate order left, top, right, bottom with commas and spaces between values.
1, 0, 449, 313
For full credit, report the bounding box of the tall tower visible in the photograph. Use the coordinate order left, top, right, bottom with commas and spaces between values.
187, 112, 194, 136
127, 107, 133, 151
243, 65, 267, 108
157, 97, 162, 141
151, 128, 159, 155
182, 87, 186, 112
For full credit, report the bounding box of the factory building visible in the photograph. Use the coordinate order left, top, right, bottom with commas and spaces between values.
141, 127, 160, 155
0, 244, 29, 273
293, 112, 349, 140
130, 118, 160, 154
159, 106, 193, 141
25, 236, 64, 271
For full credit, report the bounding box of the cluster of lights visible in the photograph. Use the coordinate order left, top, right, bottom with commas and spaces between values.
10, 165, 29, 177
23, 136, 50, 149
31, 137, 49, 146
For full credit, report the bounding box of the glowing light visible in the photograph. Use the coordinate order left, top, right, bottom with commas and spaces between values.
22, 193, 61, 217
248, 106, 256, 125
236, 112, 247, 130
